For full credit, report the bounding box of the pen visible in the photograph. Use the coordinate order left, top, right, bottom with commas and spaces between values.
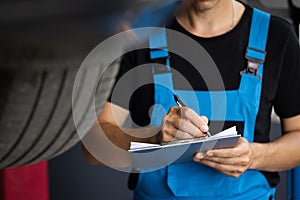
173, 94, 212, 137
173, 94, 186, 107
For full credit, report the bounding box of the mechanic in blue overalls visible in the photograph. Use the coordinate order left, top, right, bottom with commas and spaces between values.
87, 0, 300, 199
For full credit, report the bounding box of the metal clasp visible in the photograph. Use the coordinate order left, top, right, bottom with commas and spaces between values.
241, 47, 267, 78
152, 56, 171, 74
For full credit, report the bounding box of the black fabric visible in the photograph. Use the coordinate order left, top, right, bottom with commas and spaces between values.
109, 4, 300, 187
208, 121, 244, 136
128, 173, 139, 191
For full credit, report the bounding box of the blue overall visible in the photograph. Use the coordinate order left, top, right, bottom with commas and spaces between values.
134, 9, 275, 200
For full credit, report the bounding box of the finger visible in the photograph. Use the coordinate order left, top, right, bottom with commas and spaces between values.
206, 138, 249, 158
163, 115, 200, 137
168, 106, 181, 116
173, 129, 195, 140
205, 148, 242, 158
160, 129, 177, 143
200, 115, 209, 124
161, 122, 178, 142
176, 119, 204, 137
161, 125, 195, 142
196, 154, 250, 166
181, 108, 209, 132
196, 159, 246, 178
214, 170, 244, 178
224, 171, 244, 178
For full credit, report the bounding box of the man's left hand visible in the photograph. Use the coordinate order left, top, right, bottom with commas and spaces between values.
193, 137, 252, 178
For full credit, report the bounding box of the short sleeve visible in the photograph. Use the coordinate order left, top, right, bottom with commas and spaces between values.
273, 29, 300, 118
107, 52, 135, 109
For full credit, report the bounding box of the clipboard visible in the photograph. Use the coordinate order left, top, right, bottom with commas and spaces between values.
129, 126, 240, 170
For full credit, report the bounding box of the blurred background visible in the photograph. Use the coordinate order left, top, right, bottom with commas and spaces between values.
0, 0, 299, 199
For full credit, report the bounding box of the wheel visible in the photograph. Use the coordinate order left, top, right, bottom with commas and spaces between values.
0, 38, 118, 169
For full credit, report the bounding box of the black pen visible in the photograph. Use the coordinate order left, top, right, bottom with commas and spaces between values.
173, 94, 212, 137
173, 94, 186, 107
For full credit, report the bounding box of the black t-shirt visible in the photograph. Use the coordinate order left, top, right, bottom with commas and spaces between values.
108, 4, 300, 187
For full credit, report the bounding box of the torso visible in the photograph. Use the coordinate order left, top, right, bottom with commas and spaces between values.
110, 3, 300, 187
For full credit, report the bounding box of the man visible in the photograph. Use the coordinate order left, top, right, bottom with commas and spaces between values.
83, 0, 300, 199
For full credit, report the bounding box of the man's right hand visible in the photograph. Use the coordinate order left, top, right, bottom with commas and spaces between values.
160, 106, 209, 143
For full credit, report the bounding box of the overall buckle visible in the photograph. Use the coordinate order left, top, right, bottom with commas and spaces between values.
245, 60, 261, 75
152, 56, 171, 74
241, 47, 267, 78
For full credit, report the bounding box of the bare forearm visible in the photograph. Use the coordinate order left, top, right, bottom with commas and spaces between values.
100, 121, 160, 150
82, 121, 160, 166
250, 131, 300, 172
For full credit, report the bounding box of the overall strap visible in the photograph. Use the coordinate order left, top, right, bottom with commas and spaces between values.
245, 8, 270, 77
149, 29, 175, 126
149, 28, 171, 72
149, 28, 173, 89
240, 8, 271, 142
